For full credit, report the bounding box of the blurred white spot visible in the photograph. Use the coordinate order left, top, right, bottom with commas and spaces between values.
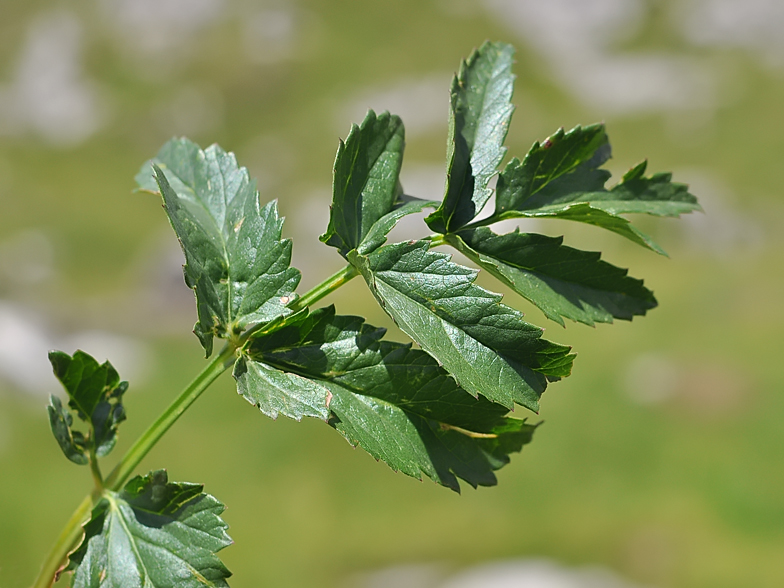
0, 11, 107, 146
0, 229, 55, 287
101, 0, 226, 55
442, 559, 652, 588
624, 353, 680, 405
152, 85, 224, 136
0, 302, 152, 397
340, 76, 449, 138
346, 563, 446, 588
624, 353, 751, 415
288, 191, 344, 290
677, 0, 784, 66
243, 8, 297, 64
673, 171, 764, 255
0, 303, 53, 395
348, 559, 654, 588
400, 165, 445, 202
482, 0, 717, 114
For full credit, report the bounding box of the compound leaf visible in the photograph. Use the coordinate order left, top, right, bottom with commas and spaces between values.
68, 470, 231, 587
450, 228, 657, 326
48, 350, 127, 460
137, 138, 301, 356
321, 110, 406, 256
244, 306, 538, 490
348, 241, 574, 411
426, 41, 515, 233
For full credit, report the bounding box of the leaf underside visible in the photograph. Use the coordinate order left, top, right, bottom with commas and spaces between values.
68, 470, 232, 587
450, 227, 657, 326
137, 138, 301, 356
349, 241, 574, 411
242, 306, 538, 491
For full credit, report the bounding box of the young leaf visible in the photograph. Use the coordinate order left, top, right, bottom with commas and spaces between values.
449, 228, 657, 326
426, 41, 516, 234
48, 350, 127, 459
67, 470, 232, 587
321, 110, 406, 256
137, 138, 301, 356
348, 241, 574, 411
47, 395, 89, 465
243, 306, 538, 490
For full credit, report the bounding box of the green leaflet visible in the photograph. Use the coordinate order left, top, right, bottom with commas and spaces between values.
48, 350, 127, 462
495, 202, 667, 255
490, 125, 700, 253
137, 138, 301, 356
358, 196, 439, 255
68, 470, 232, 587
321, 110, 407, 256
233, 355, 332, 422
426, 41, 516, 234
348, 241, 574, 411
494, 124, 610, 213
242, 306, 538, 491
449, 228, 657, 326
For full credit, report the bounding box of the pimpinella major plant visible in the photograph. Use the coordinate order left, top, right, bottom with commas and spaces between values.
33, 41, 700, 587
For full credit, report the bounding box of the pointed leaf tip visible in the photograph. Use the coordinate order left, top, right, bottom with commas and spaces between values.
426, 41, 516, 234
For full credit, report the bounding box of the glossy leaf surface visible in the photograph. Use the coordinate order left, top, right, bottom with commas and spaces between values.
490, 125, 700, 253
349, 241, 574, 411
450, 228, 657, 326
48, 350, 127, 459
137, 138, 301, 356
426, 41, 515, 233
244, 306, 537, 490
358, 196, 439, 255
321, 110, 406, 256
69, 470, 231, 587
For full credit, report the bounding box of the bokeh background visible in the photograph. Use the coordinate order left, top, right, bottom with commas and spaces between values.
1, 1, 782, 587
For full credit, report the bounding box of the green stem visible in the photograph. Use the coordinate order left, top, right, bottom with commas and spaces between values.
88, 448, 103, 492
104, 344, 236, 491
33, 263, 360, 586
31, 495, 93, 588
288, 263, 359, 313
458, 214, 502, 232
426, 234, 448, 248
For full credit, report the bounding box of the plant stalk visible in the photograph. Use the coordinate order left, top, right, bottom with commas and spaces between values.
31, 495, 93, 588
288, 263, 358, 312
33, 262, 360, 587
104, 344, 236, 491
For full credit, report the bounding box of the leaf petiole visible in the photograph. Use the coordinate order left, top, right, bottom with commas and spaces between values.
287, 263, 359, 313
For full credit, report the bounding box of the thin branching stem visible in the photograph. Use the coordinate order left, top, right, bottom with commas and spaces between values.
32, 262, 360, 587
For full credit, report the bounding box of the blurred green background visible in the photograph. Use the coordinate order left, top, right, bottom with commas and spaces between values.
1, 0, 782, 586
